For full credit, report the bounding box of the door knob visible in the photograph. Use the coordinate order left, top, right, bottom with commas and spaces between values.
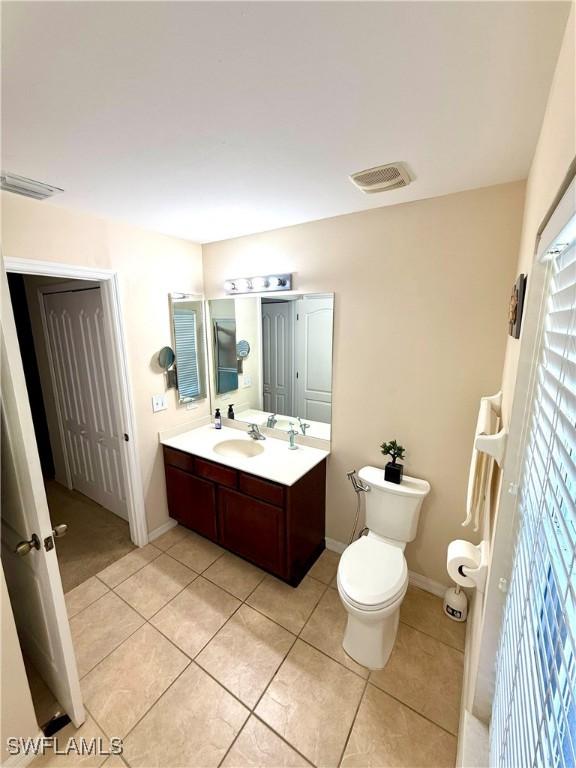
15, 534, 41, 557
53, 524, 68, 538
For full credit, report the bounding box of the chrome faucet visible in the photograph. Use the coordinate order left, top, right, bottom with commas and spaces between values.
287, 423, 299, 450
297, 416, 310, 436
247, 423, 266, 441
266, 413, 277, 428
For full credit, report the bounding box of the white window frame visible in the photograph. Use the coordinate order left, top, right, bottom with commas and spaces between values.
472, 175, 576, 724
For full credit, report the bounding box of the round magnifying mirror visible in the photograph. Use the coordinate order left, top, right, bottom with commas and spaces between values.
158, 346, 175, 370
236, 340, 250, 359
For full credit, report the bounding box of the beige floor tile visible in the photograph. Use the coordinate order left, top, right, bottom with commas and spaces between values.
82, 623, 189, 738
246, 575, 326, 634
401, 586, 466, 651
151, 576, 240, 657
197, 605, 295, 707
301, 588, 369, 678
100, 757, 127, 767
122, 662, 249, 768
369, 623, 463, 735
166, 530, 224, 572
341, 684, 457, 768
255, 640, 365, 767
114, 554, 195, 619
222, 716, 311, 767
151, 524, 189, 551
30, 715, 110, 767
97, 544, 161, 589
308, 549, 340, 585
70, 592, 144, 677
203, 552, 266, 600
65, 577, 109, 618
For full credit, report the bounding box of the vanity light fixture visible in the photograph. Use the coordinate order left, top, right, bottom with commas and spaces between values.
224, 273, 292, 294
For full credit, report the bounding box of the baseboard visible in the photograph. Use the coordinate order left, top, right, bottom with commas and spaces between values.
2, 731, 45, 768
407, 570, 447, 598
325, 537, 347, 554
325, 537, 448, 598
147, 518, 177, 543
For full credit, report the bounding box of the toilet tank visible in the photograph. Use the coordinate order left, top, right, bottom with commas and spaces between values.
358, 466, 431, 543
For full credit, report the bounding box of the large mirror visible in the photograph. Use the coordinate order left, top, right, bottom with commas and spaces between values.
206, 293, 334, 440
169, 293, 208, 404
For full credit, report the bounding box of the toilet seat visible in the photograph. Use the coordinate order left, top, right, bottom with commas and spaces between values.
338, 536, 408, 611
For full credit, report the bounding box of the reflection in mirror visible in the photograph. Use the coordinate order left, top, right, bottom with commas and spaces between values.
206, 293, 334, 441
169, 294, 207, 404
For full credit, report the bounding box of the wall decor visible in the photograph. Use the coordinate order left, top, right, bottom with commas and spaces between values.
509, 273, 527, 339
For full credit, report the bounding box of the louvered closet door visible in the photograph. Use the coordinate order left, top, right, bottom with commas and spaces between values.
43, 288, 127, 519
491, 224, 576, 766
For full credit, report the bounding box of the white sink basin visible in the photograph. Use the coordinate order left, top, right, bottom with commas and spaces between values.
213, 439, 265, 459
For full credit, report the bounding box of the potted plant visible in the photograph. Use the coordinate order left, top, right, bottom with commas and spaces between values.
380, 439, 405, 484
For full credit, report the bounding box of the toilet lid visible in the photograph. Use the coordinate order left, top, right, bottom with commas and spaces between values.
338, 537, 408, 609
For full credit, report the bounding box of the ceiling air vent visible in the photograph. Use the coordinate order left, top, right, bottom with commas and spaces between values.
349, 162, 411, 194
0, 171, 64, 200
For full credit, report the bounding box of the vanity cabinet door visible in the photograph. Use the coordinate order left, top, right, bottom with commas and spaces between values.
218, 488, 285, 578
165, 465, 218, 542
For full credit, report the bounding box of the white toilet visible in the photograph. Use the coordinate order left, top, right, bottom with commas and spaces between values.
337, 466, 431, 669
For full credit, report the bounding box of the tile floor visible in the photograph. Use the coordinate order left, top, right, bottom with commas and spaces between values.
39, 525, 464, 767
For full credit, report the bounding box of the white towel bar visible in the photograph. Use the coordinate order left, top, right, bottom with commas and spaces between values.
463, 391, 508, 531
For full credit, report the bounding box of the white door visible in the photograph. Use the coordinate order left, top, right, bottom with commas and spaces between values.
294, 296, 333, 423
42, 288, 127, 519
261, 301, 294, 415
0, 263, 85, 726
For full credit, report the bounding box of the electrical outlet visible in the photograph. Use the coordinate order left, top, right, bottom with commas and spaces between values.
152, 393, 167, 413
243, 374, 252, 388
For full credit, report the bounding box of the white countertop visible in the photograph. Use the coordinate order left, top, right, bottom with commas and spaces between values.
161, 424, 329, 486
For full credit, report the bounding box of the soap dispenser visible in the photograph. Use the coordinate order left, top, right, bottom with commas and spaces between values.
227, 404, 235, 420
214, 408, 222, 429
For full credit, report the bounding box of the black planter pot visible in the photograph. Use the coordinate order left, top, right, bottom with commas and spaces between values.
384, 461, 403, 484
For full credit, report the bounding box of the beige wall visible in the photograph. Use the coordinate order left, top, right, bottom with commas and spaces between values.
500, 6, 575, 425
1, 564, 39, 763
203, 182, 525, 585
1, 192, 208, 534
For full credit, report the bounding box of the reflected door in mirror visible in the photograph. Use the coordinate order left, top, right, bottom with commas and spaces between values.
262, 300, 294, 415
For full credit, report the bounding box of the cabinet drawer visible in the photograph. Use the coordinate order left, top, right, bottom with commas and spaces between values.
163, 446, 195, 474
239, 473, 284, 507
165, 465, 218, 542
218, 488, 285, 577
195, 457, 238, 488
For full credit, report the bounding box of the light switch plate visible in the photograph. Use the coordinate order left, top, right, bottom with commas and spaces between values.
243, 374, 252, 388
152, 393, 167, 413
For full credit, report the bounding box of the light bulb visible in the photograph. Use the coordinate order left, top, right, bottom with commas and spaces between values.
224, 280, 236, 292
252, 276, 269, 290
237, 278, 252, 292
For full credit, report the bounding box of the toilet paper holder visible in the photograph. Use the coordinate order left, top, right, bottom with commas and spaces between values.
447, 539, 489, 593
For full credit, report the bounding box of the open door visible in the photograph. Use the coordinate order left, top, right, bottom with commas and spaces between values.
0, 259, 85, 726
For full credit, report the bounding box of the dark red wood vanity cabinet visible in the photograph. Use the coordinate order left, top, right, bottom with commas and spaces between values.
163, 445, 326, 585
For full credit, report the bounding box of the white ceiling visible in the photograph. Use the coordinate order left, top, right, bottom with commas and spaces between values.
2, 2, 570, 243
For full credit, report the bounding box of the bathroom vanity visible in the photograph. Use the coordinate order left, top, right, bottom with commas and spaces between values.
161, 425, 328, 585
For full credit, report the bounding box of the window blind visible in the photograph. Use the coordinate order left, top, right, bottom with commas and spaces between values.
173, 304, 202, 400
491, 219, 576, 767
